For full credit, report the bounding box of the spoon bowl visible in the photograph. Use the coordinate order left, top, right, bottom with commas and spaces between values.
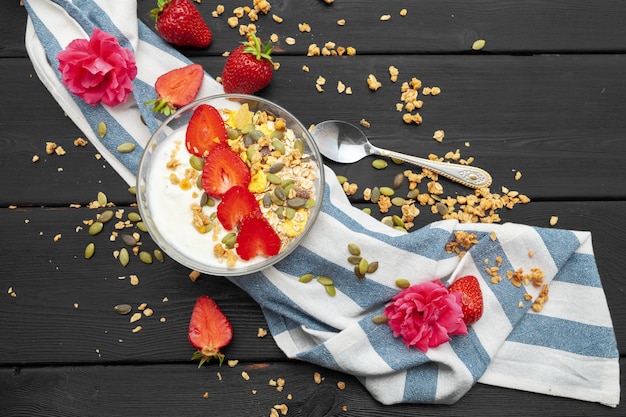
311, 120, 492, 189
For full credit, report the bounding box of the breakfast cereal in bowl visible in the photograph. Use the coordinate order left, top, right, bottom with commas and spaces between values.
136, 94, 324, 276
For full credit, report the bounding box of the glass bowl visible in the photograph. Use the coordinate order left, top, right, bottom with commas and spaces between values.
136, 94, 325, 276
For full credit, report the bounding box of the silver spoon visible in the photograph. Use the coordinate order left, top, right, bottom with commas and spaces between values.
311, 120, 492, 189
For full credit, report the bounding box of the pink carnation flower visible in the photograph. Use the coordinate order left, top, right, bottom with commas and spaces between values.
57, 28, 137, 107
384, 279, 467, 352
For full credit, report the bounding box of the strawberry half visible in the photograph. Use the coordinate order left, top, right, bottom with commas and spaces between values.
151, 0, 212, 48
217, 185, 261, 231
201, 144, 251, 198
236, 212, 281, 260
448, 275, 484, 325
146, 63, 204, 115
188, 295, 233, 367
221, 32, 274, 95
186, 104, 228, 157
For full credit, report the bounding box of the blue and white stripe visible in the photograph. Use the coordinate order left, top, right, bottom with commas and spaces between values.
24, 1, 620, 407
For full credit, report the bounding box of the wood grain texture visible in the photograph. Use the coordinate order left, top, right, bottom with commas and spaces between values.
3, 0, 625, 414
1, 361, 624, 416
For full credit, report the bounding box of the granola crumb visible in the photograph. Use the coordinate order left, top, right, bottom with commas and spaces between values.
433, 130, 445, 142
367, 74, 382, 91
313, 372, 323, 384
359, 119, 370, 128
228, 359, 239, 367
549, 216, 558, 226
257, 327, 268, 337
189, 270, 201, 281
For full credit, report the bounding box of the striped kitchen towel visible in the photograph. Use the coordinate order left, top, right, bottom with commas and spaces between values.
24, 0, 620, 407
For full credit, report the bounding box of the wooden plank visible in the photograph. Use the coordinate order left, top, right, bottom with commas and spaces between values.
1, 201, 624, 365
0, 360, 623, 416
7, 1, 626, 58
3, 53, 625, 207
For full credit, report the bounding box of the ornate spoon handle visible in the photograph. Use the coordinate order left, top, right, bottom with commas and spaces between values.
375, 147, 492, 189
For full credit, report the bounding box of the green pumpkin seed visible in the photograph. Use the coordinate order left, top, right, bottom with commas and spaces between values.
336, 175, 348, 185
299, 273, 314, 283
317, 275, 334, 286
276, 206, 285, 219
263, 193, 272, 207
294, 139, 305, 154
347, 243, 361, 256
392, 215, 404, 227
395, 278, 411, 289
362, 207, 371, 215
325, 284, 337, 296
379, 186, 395, 197
121, 234, 137, 246
271, 138, 285, 154
372, 159, 388, 170
119, 248, 130, 267
391, 157, 404, 165
226, 127, 240, 139
154, 249, 164, 263
406, 189, 419, 200
358, 258, 369, 276
304, 198, 316, 208
189, 155, 204, 171
391, 197, 407, 207
347, 255, 362, 265
117, 142, 136, 153
393, 225, 408, 233
128, 186, 137, 195
221, 233, 237, 249
114, 304, 132, 315
270, 130, 284, 140
354, 265, 365, 280
472, 39, 486, 51
89, 222, 104, 236
127, 212, 141, 222
270, 193, 284, 206
285, 207, 296, 220
273, 185, 286, 201
97, 121, 107, 138
267, 173, 282, 185
367, 261, 379, 274
392, 173, 405, 189
269, 162, 284, 173
436, 202, 449, 216
98, 209, 114, 224
136, 221, 148, 233
370, 187, 381, 203
287, 197, 307, 209
139, 251, 153, 264
372, 314, 389, 324
84, 242, 95, 259
241, 123, 255, 134
246, 147, 257, 163
97, 191, 107, 207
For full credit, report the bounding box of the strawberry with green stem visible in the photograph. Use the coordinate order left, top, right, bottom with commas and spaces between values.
188, 295, 233, 367
221, 32, 274, 95
151, 0, 212, 48
146, 63, 204, 115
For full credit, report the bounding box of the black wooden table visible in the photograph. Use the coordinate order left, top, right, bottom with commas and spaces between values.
1, 1, 624, 415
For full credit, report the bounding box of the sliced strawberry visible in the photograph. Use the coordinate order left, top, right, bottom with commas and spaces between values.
217, 185, 261, 231
186, 104, 229, 157
188, 295, 233, 367
236, 212, 281, 261
448, 275, 484, 325
201, 144, 251, 197
147, 63, 204, 115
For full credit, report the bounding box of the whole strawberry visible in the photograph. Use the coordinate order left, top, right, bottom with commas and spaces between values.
448, 275, 484, 325
221, 33, 274, 94
151, 0, 212, 48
